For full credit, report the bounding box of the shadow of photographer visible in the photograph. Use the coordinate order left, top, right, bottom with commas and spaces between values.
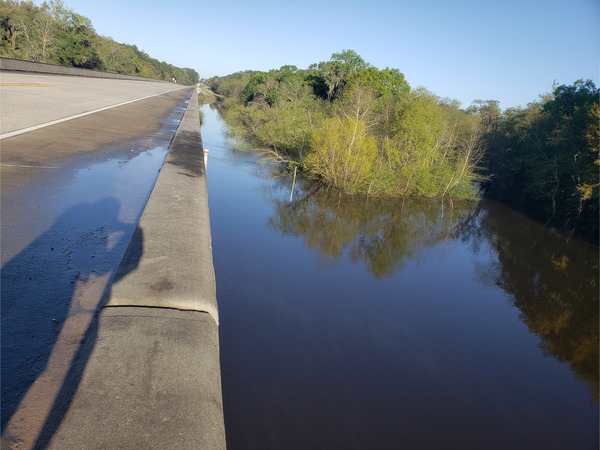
1, 197, 142, 448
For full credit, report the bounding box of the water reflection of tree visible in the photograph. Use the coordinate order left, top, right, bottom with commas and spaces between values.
268, 183, 478, 279
471, 201, 599, 402
269, 184, 599, 401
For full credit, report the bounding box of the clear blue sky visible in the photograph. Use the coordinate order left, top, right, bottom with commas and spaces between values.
58, 0, 598, 110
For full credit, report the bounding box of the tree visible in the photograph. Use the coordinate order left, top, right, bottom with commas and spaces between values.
210, 52, 487, 200
44, 1, 103, 68
346, 67, 409, 99
309, 49, 371, 99
96, 37, 135, 74
482, 80, 599, 242
306, 116, 377, 193
14, 1, 56, 62
336, 81, 377, 128
0, 0, 28, 57
330, 49, 369, 74
0, 1, 198, 83
467, 99, 500, 132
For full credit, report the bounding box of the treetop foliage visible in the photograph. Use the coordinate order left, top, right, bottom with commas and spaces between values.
346, 67, 410, 99
0, 0, 199, 84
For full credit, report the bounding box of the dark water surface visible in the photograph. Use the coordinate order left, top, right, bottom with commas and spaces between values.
202, 105, 598, 449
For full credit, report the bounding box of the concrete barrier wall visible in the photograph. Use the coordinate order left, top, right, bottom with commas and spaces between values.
43, 91, 226, 448
0, 57, 170, 82
104, 92, 219, 320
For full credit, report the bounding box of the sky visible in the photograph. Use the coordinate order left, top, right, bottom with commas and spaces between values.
57, 0, 598, 110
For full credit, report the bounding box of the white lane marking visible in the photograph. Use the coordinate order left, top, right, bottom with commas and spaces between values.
1, 164, 64, 169
0, 86, 187, 140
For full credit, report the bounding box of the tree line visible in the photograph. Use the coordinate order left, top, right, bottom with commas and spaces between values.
480, 80, 598, 243
208, 50, 485, 200
207, 50, 598, 243
0, 0, 199, 85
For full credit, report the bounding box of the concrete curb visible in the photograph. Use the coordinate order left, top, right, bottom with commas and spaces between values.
104, 91, 219, 322
45, 90, 226, 448
0, 57, 169, 82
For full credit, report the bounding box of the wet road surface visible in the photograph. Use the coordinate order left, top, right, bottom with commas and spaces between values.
0, 72, 184, 136
0, 72, 192, 447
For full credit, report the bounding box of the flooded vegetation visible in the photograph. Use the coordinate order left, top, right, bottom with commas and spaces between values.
202, 105, 598, 449
208, 54, 598, 244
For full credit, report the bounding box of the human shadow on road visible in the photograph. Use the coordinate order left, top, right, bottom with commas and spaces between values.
0, 197, 141, 447
33, 222, 144, 449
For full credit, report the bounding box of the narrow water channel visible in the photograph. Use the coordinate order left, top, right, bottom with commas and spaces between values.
201, 104, 598, 449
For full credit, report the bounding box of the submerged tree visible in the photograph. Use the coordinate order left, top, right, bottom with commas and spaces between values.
306, 116, 378, 193
210, 51, 486, 199
209, 52, 598, 230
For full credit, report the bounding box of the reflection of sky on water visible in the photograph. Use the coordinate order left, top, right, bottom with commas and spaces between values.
56, 146, 168, 224
201, 105, 599, 450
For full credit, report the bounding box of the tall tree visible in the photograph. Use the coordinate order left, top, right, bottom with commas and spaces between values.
467, 99, 500, 132
330, 49, 369, 74
346, 67, 409, 99
306, 116, 378, 193
309, 49, 371, 99
0, 0, 30, 57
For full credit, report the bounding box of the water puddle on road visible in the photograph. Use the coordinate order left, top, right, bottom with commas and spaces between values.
1, 145, 168, 447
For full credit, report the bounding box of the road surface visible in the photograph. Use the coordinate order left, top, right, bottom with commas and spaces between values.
1, 71, 191, 447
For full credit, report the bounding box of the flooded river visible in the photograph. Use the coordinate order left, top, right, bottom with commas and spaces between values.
201, 104, 598, 449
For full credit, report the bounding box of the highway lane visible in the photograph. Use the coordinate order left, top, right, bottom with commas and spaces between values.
0, 72, 192, 447
0, 72, 183, 136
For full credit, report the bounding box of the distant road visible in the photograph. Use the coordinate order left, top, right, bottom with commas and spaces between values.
0, 71, 193, 445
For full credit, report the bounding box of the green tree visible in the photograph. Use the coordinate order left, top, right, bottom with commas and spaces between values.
47, 1, 101, 68
483, 80, 599, 242
210, 51, 483, 200
467, 99, 501, 133
11, 1, 56, 61
346, 67, 409, 99
309, 49, 370, 99
306, 116, 377, 193
330, 49, 369, 74
0, 0, 22, 57
380, 88, 447, 195
96, 37, 135, 74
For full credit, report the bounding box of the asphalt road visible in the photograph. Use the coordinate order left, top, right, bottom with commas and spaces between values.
0, 72, 184, 136
0, 72, 192, 447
